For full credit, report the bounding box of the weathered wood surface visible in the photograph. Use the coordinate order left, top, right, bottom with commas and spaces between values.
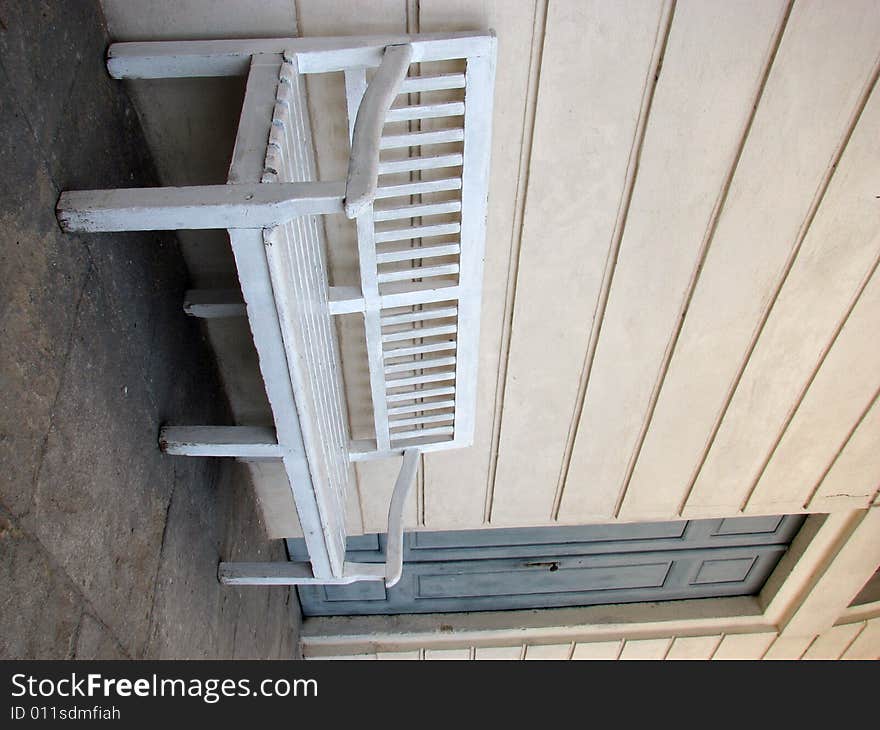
56, 182, 344, 232
345, 43, 413, 218
158, 426, 281, 458
225, 55, 346, 578
336, 0, 880, 533
183, 289, 246, 319
106, 32, 494, 78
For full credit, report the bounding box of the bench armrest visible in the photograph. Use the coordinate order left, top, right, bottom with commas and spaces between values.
344, 43, 413, 219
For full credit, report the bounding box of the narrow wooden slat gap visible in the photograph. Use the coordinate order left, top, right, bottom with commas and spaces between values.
611, 0, 795, 519
802, 349, 880, 509
742, 255, 880, 511
837, 621, 868, 660
485, 0, 550, 523
679, 50, 880, 516
549, 0, 677, 521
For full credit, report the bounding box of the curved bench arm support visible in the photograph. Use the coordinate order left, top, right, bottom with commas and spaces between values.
384, 448, 421, 588
344, 43, 413, 219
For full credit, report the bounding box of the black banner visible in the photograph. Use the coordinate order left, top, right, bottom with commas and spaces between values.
0, 659, 865, 723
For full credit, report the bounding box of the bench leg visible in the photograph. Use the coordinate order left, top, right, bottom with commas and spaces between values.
183, 289, 246, 319
159, 426, 281, 459
56, 181, 345, 232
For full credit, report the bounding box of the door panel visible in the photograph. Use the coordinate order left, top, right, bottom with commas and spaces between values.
290, 515, 803, 616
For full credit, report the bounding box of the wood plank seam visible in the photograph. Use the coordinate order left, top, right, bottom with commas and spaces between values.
403, 3, 426, 526
707, 633, 724, 660
483, 0, 549, 523
836, 621, 867, 660
612, 0, 795, 519
740, 249, 880, 511
548, 0, 676, 521
677, 50, 880, 516
804, 377, 880, 509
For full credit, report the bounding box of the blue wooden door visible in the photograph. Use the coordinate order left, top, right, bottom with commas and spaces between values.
289, 514, 803, 616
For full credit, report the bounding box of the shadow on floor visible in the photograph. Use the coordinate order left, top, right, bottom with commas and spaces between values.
0, 0, 300, 659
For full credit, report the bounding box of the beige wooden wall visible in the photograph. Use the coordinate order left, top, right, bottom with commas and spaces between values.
296, 0, 880, 534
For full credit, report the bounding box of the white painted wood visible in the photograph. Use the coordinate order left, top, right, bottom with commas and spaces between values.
380, 306, 458, 326
841, 618, 880, 659
218, 560, 386, 585
452, 47, 495, 450
711, 632, 777, 660
387, 399, 456, 417
559, 0, 787, 523
386, 101, 465, 123
378, 154, 463, 176
378, 279, 460, 309
377, 263, 459, 284
158, 426, 281, 458
384, 448, 421, 587
300, 595, 764, 655
344, 68, 367, 142
295, 6, 410, 524
373, 200, 461, 222
348, 435, 456, 462
293, 34, 494, 74
782, 507, 880, 637
327, 286, 365, 315
385, 385, 456, 402
391, 425, 455, 441
386, 372, 456, 389
56, 182, 345, 232
399, 72, 466, 94
226, 55, 341, 578
745, 266, 880, 514
384, 341, 457, 359
384, 356, 456, 375
183, 289, 246, 318
839, 601, 880, 625
89, 23, 491, 566
759, 514, 840, 626
489, 0, 669, 525
382, 323, 457, 343
665, 635, 722, 660
374, 222, 460, 243
524, 643, 572, 660
474, 646, 523, 660
762, 634, 814, 660
375, 177, 461, 199
388, 413, 454, 428
801, 623, 864, 660
570, 641, 622, 660
618, 638, 672, 660
345, 44, 413, 219
809, 395, 880, 512
262, 57, 363, 568
356, 208, 392, 451
228, 224, 339, 576
377, 651, 421, 660
625, 1, 880, 520
380, 128, 464, 149
423, 649, 470, 660
106, 32, 494, 78
418, 0, 542, 531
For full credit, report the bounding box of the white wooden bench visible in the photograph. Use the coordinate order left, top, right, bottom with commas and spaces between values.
56, 32, 496, 587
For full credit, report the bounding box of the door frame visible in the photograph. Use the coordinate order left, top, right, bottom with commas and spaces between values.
300, 506, 880, 658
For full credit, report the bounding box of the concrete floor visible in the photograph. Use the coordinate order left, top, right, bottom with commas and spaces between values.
0, 1, 301, 659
